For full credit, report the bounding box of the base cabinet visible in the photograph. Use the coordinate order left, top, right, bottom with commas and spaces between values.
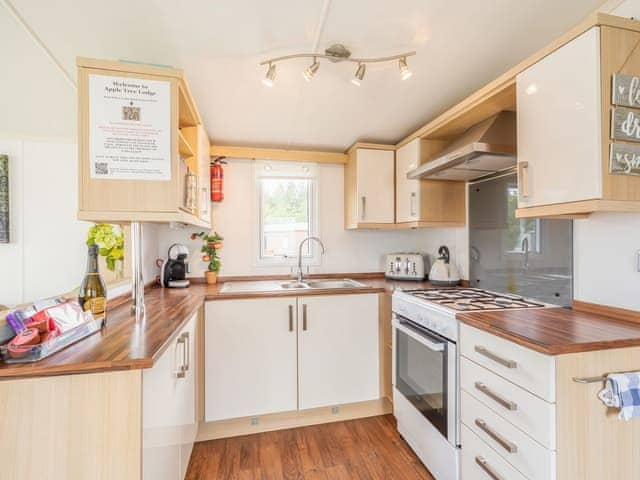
205, 294, 380, 422
143, 313, 197, 480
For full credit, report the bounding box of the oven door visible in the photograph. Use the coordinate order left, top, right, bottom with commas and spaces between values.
393, 315, 457, 446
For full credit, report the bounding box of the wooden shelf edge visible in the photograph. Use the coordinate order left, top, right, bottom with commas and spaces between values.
78, 209, 210, 229
345, 222, 397, 230
178, 129, 195, 158
395, 220, 466, 229
210, 145, 347, 164
515, 199, 640, 219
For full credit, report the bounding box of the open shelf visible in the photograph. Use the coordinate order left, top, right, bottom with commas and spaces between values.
178, 82, 199, 128
178, 129, 195, 158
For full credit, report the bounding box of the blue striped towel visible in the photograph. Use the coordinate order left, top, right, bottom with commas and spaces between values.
598, 373, 640, 420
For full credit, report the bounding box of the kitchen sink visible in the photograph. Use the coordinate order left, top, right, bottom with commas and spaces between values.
220, 278, 366, 293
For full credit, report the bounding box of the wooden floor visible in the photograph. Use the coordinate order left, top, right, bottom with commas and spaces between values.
186, 414, 434, 480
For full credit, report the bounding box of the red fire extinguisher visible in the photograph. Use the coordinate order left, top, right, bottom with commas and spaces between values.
210, 157, 226, 202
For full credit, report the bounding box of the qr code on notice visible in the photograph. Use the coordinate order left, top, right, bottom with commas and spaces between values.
95, 162, 109, 175
122, 106, 140, 121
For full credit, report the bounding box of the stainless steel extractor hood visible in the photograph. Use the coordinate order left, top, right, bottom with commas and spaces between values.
407, 111, 516, 181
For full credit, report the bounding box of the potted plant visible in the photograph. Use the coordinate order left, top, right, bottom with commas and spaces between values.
191, 231, 223, 284
86, 223, 125, 279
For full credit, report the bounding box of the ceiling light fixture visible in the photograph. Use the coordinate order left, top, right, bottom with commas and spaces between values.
399, 57, 412, 80
303, 58, 320, 82
260, 44, 415, 85
351, 63, 366, 86
262, 63, 276, 87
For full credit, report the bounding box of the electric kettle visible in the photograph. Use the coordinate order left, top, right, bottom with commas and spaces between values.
428, 245, 461, 286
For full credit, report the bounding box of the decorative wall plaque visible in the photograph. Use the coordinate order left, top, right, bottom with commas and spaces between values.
612, 107, 640, 142
610, 143, 640, 176
0, 155, 9, 243
612, 73, 640, 107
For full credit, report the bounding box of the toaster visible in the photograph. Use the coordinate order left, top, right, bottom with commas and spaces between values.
385, 253, 429, 281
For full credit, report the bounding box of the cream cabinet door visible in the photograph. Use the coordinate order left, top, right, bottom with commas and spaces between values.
356, 149, 395, 223
204, 298, 298, 422
396, 140, 420, 223
297, 294, 379, 410
516, 27, 602, 208
143, 313, 197, 480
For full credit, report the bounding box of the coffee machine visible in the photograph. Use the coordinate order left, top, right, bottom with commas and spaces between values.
159, 244, 190, 288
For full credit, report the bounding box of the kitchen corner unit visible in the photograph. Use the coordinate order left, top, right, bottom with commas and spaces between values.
76, 57, 211, 228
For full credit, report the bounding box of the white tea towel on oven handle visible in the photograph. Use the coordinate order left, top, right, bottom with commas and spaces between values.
598, 373, 640, 420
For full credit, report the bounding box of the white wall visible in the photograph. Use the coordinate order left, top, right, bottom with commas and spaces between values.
573, 213, 640, 311
158, 159, 467, 279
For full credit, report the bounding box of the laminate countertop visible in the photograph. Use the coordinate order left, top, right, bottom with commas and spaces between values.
0, 275, 431, 379
457, 306, 640, 355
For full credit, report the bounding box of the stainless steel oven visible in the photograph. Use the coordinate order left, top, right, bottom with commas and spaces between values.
393, 314, 458, 447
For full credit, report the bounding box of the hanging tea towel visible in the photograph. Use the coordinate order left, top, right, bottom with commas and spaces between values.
598, 373, 640, 420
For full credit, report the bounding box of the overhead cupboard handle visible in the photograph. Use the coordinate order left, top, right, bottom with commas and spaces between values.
474, 346, 517, 369
475, 419, 518, 453
518, 161, 529, 199
475, 382, 518, 411
361, 196, 366, 220
410, 192, 417, 217
475, 456, 505, 480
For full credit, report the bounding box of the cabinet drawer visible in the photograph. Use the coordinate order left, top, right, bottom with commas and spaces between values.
460, 323, 556, 401
460, 357, 556, 449
462, 390, 556, 480
461, 425, 528, 480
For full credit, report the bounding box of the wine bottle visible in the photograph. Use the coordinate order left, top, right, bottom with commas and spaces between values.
78, 244, 107, 324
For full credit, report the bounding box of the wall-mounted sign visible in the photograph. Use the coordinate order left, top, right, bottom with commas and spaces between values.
612, 73, 640, 107
0, 155, 9, 243
89, 74, 171, 181
611, 107, 640, 142
610, 142, 640, 176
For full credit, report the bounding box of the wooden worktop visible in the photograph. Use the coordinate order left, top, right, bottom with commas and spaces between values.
0, 274, 431, 379
457, 306, 640, 355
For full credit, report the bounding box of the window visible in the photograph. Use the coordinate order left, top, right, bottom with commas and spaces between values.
254, 161, 318, 265
505, 187, 541, 253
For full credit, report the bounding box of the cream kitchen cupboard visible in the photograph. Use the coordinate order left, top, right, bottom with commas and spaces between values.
395, 138, 466, 227
204, 294, 379, 422
143, 312, 197, 480
297, 294, 379, 410
516, 25, 640, 218
344, 144, 395, 228
204, 297, 298, 422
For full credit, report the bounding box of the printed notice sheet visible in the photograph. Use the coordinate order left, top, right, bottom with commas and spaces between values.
89, 74, 171, 181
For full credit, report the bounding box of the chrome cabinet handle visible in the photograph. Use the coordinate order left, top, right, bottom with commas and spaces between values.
182, 332, 190, 372
475, 456, 504, 480
410, 192, 417, 216
475, 419, 518, 453
288, 305, 294, 332
175, 336, 186, 378
475, 382, 518, 411
361, 196, 366, 220
302, 304, 308, 331
518, 161, 529, 199
475, 346, 517, 369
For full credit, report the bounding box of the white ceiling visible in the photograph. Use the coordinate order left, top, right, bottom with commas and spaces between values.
7, 0, 609, 150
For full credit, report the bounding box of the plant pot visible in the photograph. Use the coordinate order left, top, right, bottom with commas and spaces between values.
205, 271, 218, 285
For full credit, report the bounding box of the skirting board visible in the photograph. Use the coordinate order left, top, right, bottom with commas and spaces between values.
196, 397, 392, 442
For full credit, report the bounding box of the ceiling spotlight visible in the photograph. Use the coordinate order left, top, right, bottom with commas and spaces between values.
262, 63, 276, 87
303, 58, 320, 82
351, 63, 366, 86
399, 57, 413, 80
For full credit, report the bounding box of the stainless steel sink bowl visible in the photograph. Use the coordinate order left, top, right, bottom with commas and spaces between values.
280, 281, 310, 289
306, 279, 366, 289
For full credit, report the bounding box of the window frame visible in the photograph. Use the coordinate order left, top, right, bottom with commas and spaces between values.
252, 160, 320, 267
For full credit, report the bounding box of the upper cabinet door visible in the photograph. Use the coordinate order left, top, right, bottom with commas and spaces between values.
396, 140, 420, 223
355, 148, 395, 224
516, 27, 602, 208
297, 293, 379, 410
204, 298, 298, 422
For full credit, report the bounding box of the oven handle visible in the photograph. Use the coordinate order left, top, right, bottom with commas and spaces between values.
392, 318, 445, 352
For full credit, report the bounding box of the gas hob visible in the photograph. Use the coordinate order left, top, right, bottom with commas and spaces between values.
405, 288, 545, 312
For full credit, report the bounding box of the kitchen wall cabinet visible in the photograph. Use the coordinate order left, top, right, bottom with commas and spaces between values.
516, 26, 640, 218
182, 124, 212, 224
77, 57, 210, 228
297, 294, 379, 409
204, 297, 298, 422
344, 144, 395, 229
395, 138, 466, 227
204, 293, 380, 423
143, 312, 197, 480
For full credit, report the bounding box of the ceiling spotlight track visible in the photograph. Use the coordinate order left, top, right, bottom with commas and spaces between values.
260, 43, 415, 86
